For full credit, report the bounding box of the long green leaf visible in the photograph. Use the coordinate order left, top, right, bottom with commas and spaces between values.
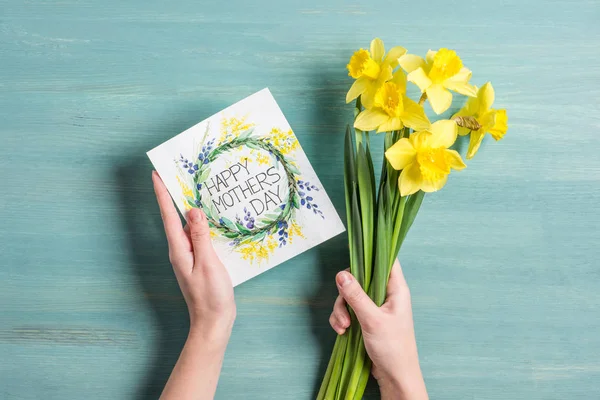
365, 133, 376, 204
371, 181, 391, 306
398, 190, 425, 249
317, 335, 341, 400
350, 185, 364, 287
378, 131, 397, 206
324, 334, 348, 400
356, 142, 374, 289
344, 334, 366, 400
343, 126, 356, 257
351, 358, 372, 400
336, 327, 357, 399
390, 196, 407, 268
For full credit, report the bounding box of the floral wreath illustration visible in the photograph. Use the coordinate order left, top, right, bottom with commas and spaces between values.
176, 123, 325, 258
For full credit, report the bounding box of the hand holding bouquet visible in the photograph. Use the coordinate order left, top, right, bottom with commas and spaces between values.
317, 38, 508, 399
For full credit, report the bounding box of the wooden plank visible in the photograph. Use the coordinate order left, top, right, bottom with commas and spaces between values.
0, 0, 599, 398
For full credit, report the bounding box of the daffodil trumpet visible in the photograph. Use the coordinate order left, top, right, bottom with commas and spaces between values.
317, 39, 508, 400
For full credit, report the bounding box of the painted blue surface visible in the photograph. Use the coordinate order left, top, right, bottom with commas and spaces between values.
1, 0, 599, 399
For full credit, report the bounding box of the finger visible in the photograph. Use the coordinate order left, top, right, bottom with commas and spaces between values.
152, 171, 189, 253
336, 271, 379, 328
186, 208, 220, 269
386, 259, 409, 296
385, 260, 411, 309
332, 295, 351, 329
329, 312, 347, 335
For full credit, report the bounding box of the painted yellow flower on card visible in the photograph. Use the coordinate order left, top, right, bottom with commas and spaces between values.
219, 115, 254, 143
287, 221, 305, 244
268, 127, 299, 155
176, 176, 193, 197
255, 152, 270, 165
237, 236, 279, 264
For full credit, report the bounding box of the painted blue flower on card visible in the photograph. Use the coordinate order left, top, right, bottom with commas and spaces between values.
297, 180, 324, 218
277, 220, 289, 246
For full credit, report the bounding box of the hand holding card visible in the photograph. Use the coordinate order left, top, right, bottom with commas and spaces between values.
148, 89, 345, 286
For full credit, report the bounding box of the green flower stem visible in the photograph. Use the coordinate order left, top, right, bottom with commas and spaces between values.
343, 126, 356, 263
324, 333, 349, 400
352, 358, 371, 400
397, 191, 425, 249
390, 196, 407, 268
317, 334, 342, 400
354, 97, 363, 150
336, 327, 356, 399
356, 141, 374, 290
343, 334, 366, 400
318, 123, 424, 400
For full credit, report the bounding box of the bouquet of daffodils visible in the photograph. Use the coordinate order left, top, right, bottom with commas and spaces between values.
317, 39, 508, 399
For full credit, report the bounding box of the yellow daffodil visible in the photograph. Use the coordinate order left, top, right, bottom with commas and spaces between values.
399, 48, 477, 115
346, 38, 407, 108
354, 71, 430, 133
385, 120, 466, 195
452, 82, 508, 159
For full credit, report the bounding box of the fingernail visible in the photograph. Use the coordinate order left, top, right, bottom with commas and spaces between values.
336, 271, 352, 287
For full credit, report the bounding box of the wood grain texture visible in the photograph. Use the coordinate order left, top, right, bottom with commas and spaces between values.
1, 0, 599, 399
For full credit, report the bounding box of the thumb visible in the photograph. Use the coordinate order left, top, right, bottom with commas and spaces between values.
187, 208, 219, 268
336, 271, 379, 327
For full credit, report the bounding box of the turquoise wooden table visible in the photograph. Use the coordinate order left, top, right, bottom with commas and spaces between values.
1, 1, 599, 399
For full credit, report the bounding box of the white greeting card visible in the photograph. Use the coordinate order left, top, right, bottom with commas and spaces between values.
147, 88, 345, 286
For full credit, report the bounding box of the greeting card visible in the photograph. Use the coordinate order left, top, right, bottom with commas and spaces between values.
147, 88, 345, 286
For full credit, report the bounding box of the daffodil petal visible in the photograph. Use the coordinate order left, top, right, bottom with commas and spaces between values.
425, 50, 437, 67
466, 129, 486, 159
420, 174, 448, 193
346, 77, 368, 103
452, 95, 479, 119
383, 46, 407, 68
400, 96, 431, 131
354, 109, 389, 131
457, 126, 471, 136
398, 54, 425, 73
361, 64, 392, 109
446, 81, 477, 97
409, 130, 433, 149
446, 67, 471, 84
446, 149, 466, 170
399, 162, 422, 196
488, 109, 508, 140
479, 110, 496, 132
376, 64, 393, 85
377, 117, 402, 133
407, 68, 432, 92
370, 38, 385, 63
478, 82, 495, 112
426, 84, 453, 114
361, 84, 376, 109
385, 138, 416, 170
391, 69, 407, 93
429, 120, 458, 148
